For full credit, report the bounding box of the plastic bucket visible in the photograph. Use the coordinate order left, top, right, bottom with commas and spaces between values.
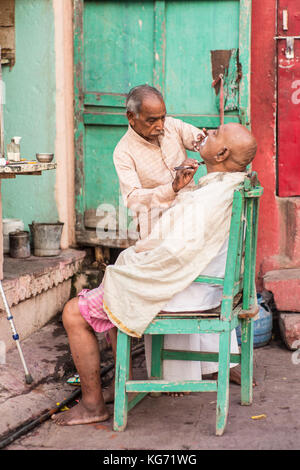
236, 294, 273, 348
29, 221, 64, 257
3, 218, 24, 254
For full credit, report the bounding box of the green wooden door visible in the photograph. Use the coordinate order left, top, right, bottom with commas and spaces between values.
74, 0, 252, 248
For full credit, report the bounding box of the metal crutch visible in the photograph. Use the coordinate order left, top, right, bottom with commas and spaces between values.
0, 280, 33, 384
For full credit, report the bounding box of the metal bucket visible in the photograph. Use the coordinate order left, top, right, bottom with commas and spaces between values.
29, 222, 64, 257
9, 230, 30, 258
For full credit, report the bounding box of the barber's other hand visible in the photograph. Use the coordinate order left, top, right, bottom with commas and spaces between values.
192, 128, 208, 152
172, 159, 198, 192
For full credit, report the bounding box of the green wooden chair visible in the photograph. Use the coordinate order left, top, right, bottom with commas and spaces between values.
113, 172, 263, 436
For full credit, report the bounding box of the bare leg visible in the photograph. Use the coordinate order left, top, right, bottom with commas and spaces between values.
102, 328, 133, 404
101, 327, 118, 404
204, 367, 257, 386
108, 326, 117, 363
52, 298, 115, 425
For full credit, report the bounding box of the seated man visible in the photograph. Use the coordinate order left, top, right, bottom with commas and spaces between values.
52, 122, 257, 426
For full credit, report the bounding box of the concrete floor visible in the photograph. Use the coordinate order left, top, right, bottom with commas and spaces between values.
0, 315, 300, 451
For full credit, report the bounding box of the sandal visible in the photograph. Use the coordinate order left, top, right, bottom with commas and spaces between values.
66, 374, 81, 386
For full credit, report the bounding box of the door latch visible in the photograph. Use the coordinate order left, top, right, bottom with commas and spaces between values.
274, 35, 300, 60
285, 37, 294, 59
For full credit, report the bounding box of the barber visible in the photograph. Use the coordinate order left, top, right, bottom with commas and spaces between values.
113, 84, 203, 239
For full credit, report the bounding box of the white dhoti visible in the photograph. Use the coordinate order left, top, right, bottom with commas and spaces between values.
144, 239, 239, 380
144, 331, 239, 380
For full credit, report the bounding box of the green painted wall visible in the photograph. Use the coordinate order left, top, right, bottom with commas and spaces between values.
2, 0, 58, 230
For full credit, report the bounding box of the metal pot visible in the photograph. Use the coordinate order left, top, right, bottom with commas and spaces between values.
9, 230, 30, 258
3, 218, 24, 254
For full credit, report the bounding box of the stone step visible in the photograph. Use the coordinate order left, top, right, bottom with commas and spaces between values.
279, 313, 300, 351
1, 248, 86, 309
0, 249, 86, 351
263, 268, 300, 312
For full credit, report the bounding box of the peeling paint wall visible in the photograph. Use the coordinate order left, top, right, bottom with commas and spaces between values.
251, 0, 278, 286
1, 0, 58, 231
53, 0, 75, 248
252, 0, 300, 305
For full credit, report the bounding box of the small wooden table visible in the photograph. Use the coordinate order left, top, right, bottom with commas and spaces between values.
0, 162, 56, 179
0, 161, 57, 279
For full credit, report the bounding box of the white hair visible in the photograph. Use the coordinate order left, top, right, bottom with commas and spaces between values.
126, 84, 163, 116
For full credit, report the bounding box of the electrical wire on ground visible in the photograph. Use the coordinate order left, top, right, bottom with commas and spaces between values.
0, 344, 145, 450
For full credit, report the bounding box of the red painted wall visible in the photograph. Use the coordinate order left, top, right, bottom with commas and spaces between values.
252, 0, 300, 310
251, 0, 279, 288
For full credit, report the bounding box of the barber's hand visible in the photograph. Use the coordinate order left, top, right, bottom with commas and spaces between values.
192, 128, 208, 152
172, 159, 198, 192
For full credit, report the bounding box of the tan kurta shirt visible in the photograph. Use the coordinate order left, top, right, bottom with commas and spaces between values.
113, 116, 200, 238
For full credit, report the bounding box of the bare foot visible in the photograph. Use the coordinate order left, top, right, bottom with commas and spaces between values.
166, 392, 191, 397
51, 400, 109, 426
103, 382, 115, 403
205, 368, 257, 387
229, 367, 257, 386
229, 368, 241, 385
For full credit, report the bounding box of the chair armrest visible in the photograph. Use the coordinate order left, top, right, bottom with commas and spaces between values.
237, 304, 259, 319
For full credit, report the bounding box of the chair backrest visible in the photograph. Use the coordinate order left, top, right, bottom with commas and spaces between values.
194, 172, 263, 321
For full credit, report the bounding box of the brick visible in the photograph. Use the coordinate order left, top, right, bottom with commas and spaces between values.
279, 313, 300, 350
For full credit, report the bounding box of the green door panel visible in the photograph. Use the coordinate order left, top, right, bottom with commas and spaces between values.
165, 0, 239, 115
74, 0, 252, 247
84, 1, 155, 93
84, 125, 125, 210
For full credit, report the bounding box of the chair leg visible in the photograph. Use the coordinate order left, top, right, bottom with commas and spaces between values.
113, 330, 131, 432
241, 318, 254, 405
151, 335, 164, 378
216, 330, 231, 436
148, 335, 164, 398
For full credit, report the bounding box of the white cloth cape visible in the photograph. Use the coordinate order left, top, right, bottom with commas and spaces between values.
103, 172, 246, 337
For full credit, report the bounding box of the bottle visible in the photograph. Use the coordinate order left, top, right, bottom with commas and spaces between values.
7, 136, 21, 161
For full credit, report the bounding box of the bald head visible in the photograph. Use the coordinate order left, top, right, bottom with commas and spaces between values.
222, 123, 257, 170
199, 123, 257, 173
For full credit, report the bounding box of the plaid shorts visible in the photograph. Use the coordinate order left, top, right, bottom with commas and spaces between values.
78, 283, 115, 337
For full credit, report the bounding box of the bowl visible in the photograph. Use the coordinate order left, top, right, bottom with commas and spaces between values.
36, 153, 54, 163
